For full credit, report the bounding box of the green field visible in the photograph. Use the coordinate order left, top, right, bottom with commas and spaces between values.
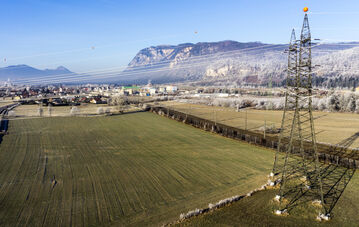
0, 112, 277, 226
177, 176, 359, 227
162, 102, 359, 148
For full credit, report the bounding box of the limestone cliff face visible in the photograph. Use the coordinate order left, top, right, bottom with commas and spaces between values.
128, 41, 267, 67
126, 40, 359, 86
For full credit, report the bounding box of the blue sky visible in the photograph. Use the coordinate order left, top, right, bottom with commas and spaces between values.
1, 0, 359, 72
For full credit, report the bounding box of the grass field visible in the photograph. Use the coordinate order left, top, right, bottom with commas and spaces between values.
162, 102, 359, 148
177, 174, 359, 226
0, 112, 277, 226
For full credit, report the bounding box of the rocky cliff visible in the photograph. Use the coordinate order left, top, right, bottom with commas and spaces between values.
125, 40, 359, 86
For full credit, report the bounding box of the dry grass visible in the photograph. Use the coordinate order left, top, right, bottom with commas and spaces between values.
12, 104, 136, 117
0, 99, 15, 107
161, 101, 359, 148
177, 173, 359, 226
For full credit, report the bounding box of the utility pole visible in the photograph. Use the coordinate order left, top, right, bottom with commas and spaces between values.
213, 109, 217, 125
245, 109, 247, 131
185, 104, 189, 121
264, 120, 266, 140
48, 104, 52, 117
38, 104, 43, 117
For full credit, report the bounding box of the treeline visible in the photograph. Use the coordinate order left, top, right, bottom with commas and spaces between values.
177, 91, 359, 113
320, 76, 359, 89
193, 76, 359, 90
276, 76, 359, 89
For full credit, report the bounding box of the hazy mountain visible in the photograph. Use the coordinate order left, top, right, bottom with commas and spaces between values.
124, 40, 359, 86
5, 40, 359, 86
0, 65, 74, 83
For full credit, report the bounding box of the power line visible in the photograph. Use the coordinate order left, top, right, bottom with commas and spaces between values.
12, 44, 287, 84
8, 39, 359, 85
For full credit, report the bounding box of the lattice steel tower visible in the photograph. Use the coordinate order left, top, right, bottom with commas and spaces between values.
271, 14, 326, 216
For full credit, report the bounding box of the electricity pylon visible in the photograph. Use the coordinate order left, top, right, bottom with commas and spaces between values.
272, 29, 298, 177
271, 14, 326, 217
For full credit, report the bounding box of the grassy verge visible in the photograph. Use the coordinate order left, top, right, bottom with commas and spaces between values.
177, 172, 359, 226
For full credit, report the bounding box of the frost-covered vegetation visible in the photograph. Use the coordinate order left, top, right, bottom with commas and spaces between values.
108, 95, 174, 106
175, 91, 359, 113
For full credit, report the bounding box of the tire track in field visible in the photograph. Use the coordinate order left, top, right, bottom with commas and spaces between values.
81, 126, 138, 218
16, 119, 53, 226
83, 115, 173, 222
63, 122, 113, 225
96, 116, 177, 208
0, 114, 276, 226
93, 113, 237, 221
12, 118, 66, 226
8, 125, 36, 225
0, 120, 43, 226
63, 128, 95, 226
139, 114, 231, 188
111, 114, 218, 196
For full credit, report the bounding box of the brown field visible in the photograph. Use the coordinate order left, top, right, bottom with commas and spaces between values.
12, 104, 138, 117
160, 101, 359, 148
0, 100, 15, 107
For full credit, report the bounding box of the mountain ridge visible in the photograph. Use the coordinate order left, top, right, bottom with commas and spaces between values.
0, 64, 74, 82
3, 40, 359, 86
125, 40, 359, 85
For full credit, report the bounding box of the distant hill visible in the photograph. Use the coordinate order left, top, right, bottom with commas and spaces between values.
123, 40, 359, 86
0, 65, 74, 83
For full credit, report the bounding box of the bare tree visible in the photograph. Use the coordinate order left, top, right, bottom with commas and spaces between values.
48, 104, 53, 117
97, 107, 104, 115
346, 93, 356, 112
37, 106, 43, 117
70, 106, 79, 116
356, 99, 359, 113
327, 94, 340, 112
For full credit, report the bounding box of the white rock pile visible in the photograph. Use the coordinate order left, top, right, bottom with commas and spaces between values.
316, 213, 330, 221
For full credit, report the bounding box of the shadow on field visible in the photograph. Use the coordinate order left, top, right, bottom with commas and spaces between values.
0, 119, 9, 144
319, 132, 358, 215
283, 132, 358, 215
79, 109, 146, 117
120, 110, 146, 115
107, 109, 146, 117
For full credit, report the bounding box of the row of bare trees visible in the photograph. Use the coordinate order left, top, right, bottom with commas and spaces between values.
176, 92, 359, 113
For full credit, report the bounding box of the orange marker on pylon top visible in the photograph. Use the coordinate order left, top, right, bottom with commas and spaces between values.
303, 7, 309, 12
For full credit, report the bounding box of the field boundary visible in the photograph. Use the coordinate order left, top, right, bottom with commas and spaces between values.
0, 103, 19, 143
164, 179, 280, 226
150, 106, 359, 169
